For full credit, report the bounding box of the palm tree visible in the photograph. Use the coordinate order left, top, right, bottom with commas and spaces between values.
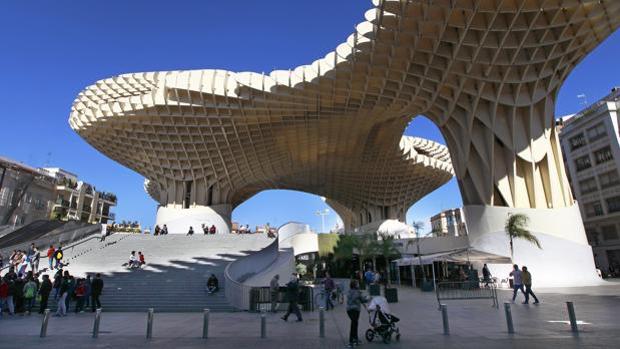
356, 234, 378, 272
505, 213, 542, 262
408, 221, 426, 280
377, 233, 401, 285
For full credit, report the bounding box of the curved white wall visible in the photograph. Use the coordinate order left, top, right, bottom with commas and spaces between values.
155, 204, 231, 235
464, 204, 603, 287
278, 222, 319, 256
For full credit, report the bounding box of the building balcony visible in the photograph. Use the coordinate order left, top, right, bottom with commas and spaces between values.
99, 192, 117, 204
54, 198, 70, 207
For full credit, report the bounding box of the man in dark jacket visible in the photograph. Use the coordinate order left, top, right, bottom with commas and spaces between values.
281, 273, 302, 322
13, 277, 24, 314
91, 273, 104, 312
38, 274, 52, 314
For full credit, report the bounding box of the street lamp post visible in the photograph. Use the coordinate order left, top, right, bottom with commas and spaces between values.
315, 209, 329, 233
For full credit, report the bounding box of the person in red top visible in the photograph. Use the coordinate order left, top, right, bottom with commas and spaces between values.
74, 279, 86, 313
138, 252, 145, 266
46, 245, 55, 271
0, 278, 9, 318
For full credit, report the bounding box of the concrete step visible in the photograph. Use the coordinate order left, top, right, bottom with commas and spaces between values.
51, 233, 272, 312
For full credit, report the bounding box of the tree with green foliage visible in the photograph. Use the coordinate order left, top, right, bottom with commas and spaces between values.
356, 234, 378, 272
505, 213, 541, 262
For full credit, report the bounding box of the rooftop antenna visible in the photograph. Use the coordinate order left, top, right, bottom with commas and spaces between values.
44, 152, 52, 167
577, 94, 588, 107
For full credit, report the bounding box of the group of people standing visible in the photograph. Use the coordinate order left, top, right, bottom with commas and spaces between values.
51, 270, 104, 316
0, 266, 104, 317
2, 244, 43, 276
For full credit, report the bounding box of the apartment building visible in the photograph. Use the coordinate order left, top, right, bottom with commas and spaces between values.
0, 156, 57, 226
558, 87, 620, 275
0, 156, 116, 227
430, 208, 468, 237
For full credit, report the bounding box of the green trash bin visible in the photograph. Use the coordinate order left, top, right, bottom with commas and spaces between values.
385, 288, 398, 303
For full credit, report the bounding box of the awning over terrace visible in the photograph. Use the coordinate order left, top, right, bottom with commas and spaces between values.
394, 248, 511, 266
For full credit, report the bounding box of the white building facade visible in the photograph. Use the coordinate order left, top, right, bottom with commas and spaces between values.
559, 88, 620, 275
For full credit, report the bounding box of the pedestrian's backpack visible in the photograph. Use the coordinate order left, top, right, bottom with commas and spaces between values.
55, 250, 63, 260
24, 283, 36, 298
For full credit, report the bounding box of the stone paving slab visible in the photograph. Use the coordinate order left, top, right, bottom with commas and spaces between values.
1, 282, 619, 348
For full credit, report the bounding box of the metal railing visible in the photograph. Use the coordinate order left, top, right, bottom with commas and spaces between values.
249, 286, 313, 312
436, 281, 498, 308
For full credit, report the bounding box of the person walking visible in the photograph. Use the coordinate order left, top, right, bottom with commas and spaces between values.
91, 273, 104, 311
323, 272, 335, 310
509, 264, 526, 303
521, 266, 540, 304
187, 226, 194, 236
482, 263, 492, 286
52, 269, 62, 300
54, 247, 64, 270
55, 272, 70, 317
269, 274, 279, 313
46, 245, 55, 271
38, 274, 52, 314
30, 247, 40, 274
23, 277, 38, 315
281, 273, 302, 322
346, 279, 367, 347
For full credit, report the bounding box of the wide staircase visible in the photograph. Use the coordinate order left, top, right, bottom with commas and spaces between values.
56, 233, 272, 312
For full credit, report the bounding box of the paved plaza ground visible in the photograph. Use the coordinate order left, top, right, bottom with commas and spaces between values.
1, 280, 619, 348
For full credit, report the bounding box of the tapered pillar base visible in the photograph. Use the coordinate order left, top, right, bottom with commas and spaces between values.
155, 205, 231, 235
464, 204, 603, 287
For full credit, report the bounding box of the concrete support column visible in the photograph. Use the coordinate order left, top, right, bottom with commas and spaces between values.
155, 204, 232, 234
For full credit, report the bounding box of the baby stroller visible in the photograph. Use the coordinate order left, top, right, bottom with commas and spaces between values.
364, 296, 400, 344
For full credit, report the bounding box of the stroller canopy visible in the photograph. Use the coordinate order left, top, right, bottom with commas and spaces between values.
368, 296, 391, 315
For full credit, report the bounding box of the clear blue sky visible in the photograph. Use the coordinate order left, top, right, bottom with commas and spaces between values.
1, 1, 618, 233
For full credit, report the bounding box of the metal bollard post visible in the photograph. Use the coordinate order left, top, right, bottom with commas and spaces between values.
40, 309, 51, 338
440, 304, 449, 335
319, 307, 325, 338
202, 309, 210, 339
92, 309, 102, 338
566, 302, 579, 334
260, 311, 267, 338
504, 302, 514, 334
146, 308, 154, 339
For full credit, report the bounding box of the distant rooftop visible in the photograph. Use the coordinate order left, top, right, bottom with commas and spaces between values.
559, 87, 620, 129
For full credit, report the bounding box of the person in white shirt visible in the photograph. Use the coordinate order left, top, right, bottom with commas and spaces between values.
128, 251, 138, 268
509, 264, 526, 303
